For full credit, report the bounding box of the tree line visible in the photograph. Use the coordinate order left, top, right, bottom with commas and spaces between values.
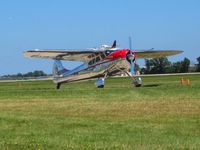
1, 70, 48, 79
141, 56, 200, 74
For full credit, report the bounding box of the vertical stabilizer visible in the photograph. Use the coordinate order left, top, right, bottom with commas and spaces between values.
53, 60, 69, 77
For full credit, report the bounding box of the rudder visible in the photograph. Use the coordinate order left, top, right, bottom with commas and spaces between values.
53, 60, 69, 77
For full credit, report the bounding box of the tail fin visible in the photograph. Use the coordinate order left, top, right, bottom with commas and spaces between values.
53, 60, 69, 77
111, 40, 117, 48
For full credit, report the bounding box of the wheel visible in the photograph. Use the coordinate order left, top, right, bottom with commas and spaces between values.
96, 78, 105, 88
56, 83, 61, 89
97, 85, 104, 88
134, 83, 142, 87
133, 77, 142, 87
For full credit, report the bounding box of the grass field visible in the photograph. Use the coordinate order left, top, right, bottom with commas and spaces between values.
0, 75, 200, 149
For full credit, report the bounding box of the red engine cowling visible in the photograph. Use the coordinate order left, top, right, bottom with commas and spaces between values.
109, 49, 130, 60
126, 50, 136, 64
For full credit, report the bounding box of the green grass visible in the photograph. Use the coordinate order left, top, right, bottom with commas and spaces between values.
0, 75, 200, 149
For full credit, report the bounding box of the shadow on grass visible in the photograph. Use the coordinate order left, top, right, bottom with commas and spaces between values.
142, 84, 161, 88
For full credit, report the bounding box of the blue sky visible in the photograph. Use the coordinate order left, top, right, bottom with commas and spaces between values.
0, 0, 200, 75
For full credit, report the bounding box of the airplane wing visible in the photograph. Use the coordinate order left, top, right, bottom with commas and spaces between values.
135, 50, 183, 59
24, 49, 183, 62
24, 50, 104, 62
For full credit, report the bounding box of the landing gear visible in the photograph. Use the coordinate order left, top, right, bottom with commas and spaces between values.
133, 77, 142, 87
97, 85, 104, 88
96, 78, 105, 88
56, 83, 61, 89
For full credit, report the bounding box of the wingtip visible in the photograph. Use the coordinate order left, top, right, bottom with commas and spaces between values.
23, 51, 28, 57
176, 50, 184, 54
23, 50, 33, 57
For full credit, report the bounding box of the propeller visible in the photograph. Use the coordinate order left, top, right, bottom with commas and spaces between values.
126, 37, 142, 87
126, 37, 136, 76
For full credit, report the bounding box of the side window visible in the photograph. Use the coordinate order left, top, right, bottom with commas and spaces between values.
96, 56, 100, 62
88, 58, 95, 65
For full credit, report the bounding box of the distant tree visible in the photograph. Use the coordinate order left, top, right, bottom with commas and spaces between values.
180, 58, 190, 73
170, 58, 190, 73
16, 73, 23, 77
144, 57, 171, 74
144, 59, 153, 74
197, 56, 200, 72
22, 70, 47, 77
0, 71, 48, 80
24, 72, 33, 77
32, 70, 47, 77
143, 57, 192, 74
171, 61, 182, 73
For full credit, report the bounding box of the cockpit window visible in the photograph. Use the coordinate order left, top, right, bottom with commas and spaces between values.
105, 50, 111, 56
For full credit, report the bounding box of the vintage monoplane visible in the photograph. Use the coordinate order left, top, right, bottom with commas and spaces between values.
24, 40, 183, 89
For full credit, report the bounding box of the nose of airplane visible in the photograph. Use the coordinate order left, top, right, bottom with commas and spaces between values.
111, 49, 129, 60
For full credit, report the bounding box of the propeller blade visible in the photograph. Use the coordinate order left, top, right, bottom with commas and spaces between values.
130, 59, 135, 76
129, 36, 132, 50
129, 36, 135, 76
128, 36, 142, 87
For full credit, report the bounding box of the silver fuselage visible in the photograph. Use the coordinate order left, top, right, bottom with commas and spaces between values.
53, 58, 129, 84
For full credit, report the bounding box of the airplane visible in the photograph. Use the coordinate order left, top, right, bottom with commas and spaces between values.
23, 40, 183, 89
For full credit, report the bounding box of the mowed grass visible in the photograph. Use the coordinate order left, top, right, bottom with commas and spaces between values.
0, 75, 200, 149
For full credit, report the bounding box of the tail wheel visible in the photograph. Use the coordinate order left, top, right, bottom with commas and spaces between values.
97, 85, 104, 88
56, 83, 61, 89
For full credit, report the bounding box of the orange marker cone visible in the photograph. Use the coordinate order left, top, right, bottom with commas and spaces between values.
187, 79, 190, 86
181, 77, 185, 85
